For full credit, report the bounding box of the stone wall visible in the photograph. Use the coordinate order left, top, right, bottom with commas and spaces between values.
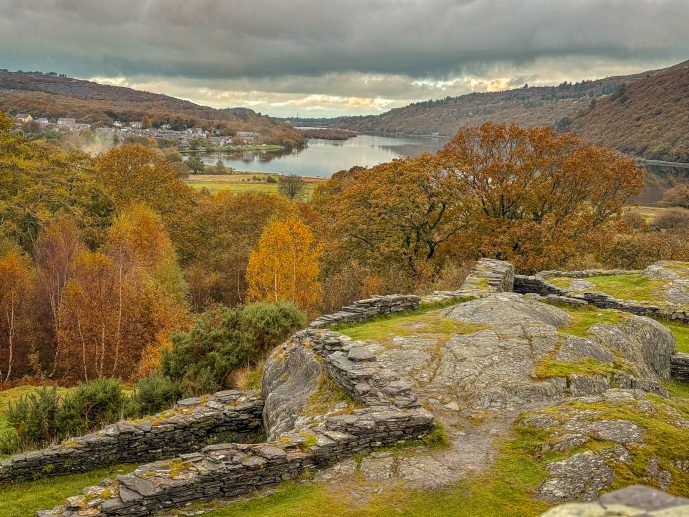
1, 390, 263, 483
310, 294, 421, 328
671, 352, 689, 383
515, 275, 689, 324
41, 330, 434, 516
460, 257, 515, 293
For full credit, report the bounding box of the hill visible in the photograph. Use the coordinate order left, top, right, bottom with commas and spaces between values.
296, 60, 689, 162
573, 60, 689, 162
0, 70, 304, 147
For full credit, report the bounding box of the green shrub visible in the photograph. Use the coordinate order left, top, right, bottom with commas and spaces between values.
6, 387, 61, 451
129, 373, 183, 417
56, 378, 127, 439
162, 301, 305, 395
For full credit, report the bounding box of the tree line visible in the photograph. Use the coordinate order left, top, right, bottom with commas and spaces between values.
4, 113, 689, 386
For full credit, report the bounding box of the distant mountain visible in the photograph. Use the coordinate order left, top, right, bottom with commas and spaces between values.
292, 60, 689, 162
0, 70, 304, 147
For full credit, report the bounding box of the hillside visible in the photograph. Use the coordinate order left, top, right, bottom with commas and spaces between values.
0, 70, 304, 146
573, 60, 689, 162
299, 60, 689, 162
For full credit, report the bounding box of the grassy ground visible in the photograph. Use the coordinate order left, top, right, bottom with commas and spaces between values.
203, 429, 550, 517
184, 173, 324, 197
0, 464, 134, 517
546, 273, 666, 302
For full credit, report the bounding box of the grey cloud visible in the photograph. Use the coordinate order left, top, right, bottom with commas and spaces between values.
0, 0, 687, 116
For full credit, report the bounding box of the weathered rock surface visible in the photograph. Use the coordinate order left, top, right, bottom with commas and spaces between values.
541, 485, 689, 516
262, 341, 322, 440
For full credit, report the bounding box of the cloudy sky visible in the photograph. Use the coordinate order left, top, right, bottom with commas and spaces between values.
1, 0, 688, 117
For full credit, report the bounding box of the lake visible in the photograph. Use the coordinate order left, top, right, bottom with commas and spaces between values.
188, 135, 689, 206
189, 134, 446, 178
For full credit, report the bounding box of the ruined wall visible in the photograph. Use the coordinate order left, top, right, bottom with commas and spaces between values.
1, 390, 263, 483
41, 330, 434, 516
310, 294, 421, 328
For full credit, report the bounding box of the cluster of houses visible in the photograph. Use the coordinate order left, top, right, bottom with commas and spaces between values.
10, 113, 262, 148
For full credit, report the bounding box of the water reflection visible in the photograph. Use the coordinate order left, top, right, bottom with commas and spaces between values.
188, 135, 446, 178
186, 135, 688, 206
638, 164, 689, 206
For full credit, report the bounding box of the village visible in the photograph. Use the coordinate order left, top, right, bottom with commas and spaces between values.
11, 112, 265, 149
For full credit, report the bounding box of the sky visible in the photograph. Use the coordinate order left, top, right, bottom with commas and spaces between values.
1, 0, 688, 118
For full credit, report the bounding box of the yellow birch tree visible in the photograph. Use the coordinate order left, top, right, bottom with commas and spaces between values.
246, 217, 322, 311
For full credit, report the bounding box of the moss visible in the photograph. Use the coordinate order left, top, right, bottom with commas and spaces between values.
546, 273, 666, 303
335, 310, 486, 346
659, 319, 689, 353
301, 376, 363, 418
299, 433, 317, 448
61, 439, 78, 448
532, 394, 689, 494
534, 357, 621, 379
558, 306, 628, 337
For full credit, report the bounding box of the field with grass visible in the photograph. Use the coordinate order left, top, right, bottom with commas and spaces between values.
185, 173, 325, 197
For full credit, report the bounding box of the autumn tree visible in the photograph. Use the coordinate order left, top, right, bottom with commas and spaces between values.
185, 192, 294, 309
246, 216, 322, 312
438, 123, 644, 271
95, 144, 196, 261
660, 184, 689, 209
0, 251, 33, 381
314, 153, 472, 275
0, 113, 113, 251
278, 174, 307, 200
57, 205, 189, 380
33, 216, 85, 376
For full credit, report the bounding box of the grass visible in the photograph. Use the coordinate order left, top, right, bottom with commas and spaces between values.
558, 306, 628, 338
336, 312, 485, 345
546, 273, 665, 303
184, 173, 323, 197
660, 319, 689, 353
202, 426, 550, 517
333, 300, 482, 346
0, 464, 134, 517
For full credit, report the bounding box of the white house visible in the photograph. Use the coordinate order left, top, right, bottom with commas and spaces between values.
57, 118, 76, 128
15, 114, 32, 123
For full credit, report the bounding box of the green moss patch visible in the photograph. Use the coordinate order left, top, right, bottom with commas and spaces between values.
546, 274, 666, 303
335, 310, 485, 346
301, 376, 364, 417
558, 306, 628, 337
534, 357, 621, 380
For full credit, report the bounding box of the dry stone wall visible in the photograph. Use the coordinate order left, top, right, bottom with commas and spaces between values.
1, 390, 263, 483
514, 275, 689, 324
310, 294, 421, 328
41, 330, 434, 516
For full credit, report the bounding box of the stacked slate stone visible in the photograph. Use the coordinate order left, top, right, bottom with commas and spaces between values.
293, 328, 420, 409
0, 390, 263, 483
424, 257, 516, 304
40, 326, 434, 516
537, 268, 638, 278
309, 294, 420, 328
671, 352, 689, 382
514, 275, 689, 324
